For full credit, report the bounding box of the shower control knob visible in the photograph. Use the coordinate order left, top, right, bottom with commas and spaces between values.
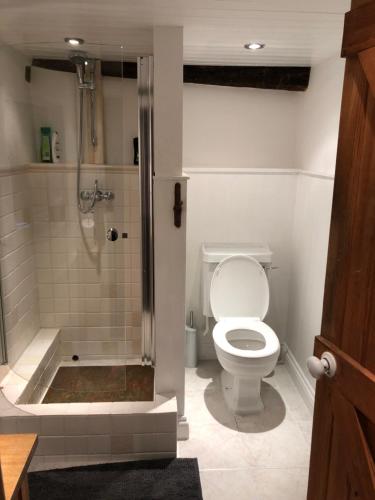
307, 351, 337, 379
106, 228, 118, 242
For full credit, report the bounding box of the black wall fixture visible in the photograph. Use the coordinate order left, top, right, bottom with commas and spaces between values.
173, 183, 183, 228
32, 58, 310, 91
25, 65, 31, 83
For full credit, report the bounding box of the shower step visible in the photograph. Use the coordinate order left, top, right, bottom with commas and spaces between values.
0, 393, 177, 463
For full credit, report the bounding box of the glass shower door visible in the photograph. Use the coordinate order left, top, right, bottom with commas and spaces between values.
0, 42, 155, 405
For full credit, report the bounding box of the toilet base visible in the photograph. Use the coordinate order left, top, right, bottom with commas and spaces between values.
221, 370, 264, 415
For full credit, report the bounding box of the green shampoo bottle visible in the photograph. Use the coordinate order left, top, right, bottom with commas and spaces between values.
40, 127, 52, 163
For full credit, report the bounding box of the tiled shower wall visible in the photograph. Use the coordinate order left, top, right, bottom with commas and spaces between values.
0, 170, 40, 366
0, 46, 40, 367
30, 165, 142, 361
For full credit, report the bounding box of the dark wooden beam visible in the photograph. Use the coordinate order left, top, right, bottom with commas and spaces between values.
31, 58, 310, 91
32, 58, 137, 79
183, 65, 310, 91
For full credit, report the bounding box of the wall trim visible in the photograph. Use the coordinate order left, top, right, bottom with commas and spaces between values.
183, 167, 297, 175
154, 174, 190, 182
29, 163, 138, 174
299, 170, 334, 180
183, 167, 334, 180
284, 344, 315, 413
0, 165, 28, 177
2, 164, 332, 180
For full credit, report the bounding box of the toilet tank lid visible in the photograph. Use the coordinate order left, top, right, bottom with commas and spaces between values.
202, 243, 272, 264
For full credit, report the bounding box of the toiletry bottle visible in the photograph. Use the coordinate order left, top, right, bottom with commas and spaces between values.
52, 131, 61, 163
40, 127, 52, 163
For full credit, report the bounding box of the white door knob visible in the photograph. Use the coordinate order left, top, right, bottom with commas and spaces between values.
307, 351, 337, 380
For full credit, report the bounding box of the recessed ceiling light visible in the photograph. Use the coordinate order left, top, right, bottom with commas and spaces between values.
64, 37, 84, 46
244, 42, 265, 50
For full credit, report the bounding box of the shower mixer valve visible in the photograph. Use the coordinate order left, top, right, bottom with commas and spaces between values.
80, 188, 115, 202
80, 179, 115, 204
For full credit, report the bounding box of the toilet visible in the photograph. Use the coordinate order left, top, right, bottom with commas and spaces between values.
209, 254, 280, 414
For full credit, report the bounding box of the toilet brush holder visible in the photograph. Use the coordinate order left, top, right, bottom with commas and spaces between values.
185, 325, 197, 368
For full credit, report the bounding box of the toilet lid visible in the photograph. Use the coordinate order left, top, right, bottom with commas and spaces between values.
210, 255, 269, 321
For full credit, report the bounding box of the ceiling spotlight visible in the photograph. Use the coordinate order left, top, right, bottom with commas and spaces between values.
64, 37, 84, 46
244, 42, 265, 50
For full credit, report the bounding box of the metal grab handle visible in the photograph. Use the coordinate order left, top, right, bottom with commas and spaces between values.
307, 351, 337, 380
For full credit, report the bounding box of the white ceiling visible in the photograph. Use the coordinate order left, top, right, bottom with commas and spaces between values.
0, 0, 350, 66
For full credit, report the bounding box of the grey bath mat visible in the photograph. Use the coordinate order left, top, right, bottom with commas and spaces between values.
29, 458, 203, 500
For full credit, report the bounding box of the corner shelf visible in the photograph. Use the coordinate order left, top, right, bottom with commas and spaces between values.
29, 162, 139, 173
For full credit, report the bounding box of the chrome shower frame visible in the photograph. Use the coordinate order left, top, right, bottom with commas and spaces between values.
138, 56, 155, 367
0, 276, 7, 364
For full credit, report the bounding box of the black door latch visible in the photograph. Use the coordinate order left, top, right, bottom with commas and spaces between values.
173, 182, 183, 228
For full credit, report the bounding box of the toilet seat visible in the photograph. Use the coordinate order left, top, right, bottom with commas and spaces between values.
210, 255, 279, 360
213, 317, 279, 359
208, 253, 280, 414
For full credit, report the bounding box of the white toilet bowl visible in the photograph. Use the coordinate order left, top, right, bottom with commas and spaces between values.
210, 255, 280, 414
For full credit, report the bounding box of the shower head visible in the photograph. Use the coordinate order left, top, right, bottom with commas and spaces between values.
69, 51, 96, 90
69, 53, 87, 66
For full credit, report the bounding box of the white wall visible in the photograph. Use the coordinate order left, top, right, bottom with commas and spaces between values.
153, 27, 186, 420
0, 46, 35, 169
30, 68, 78, 164
186, 171, 296, 359
30, 67, 138, 166
286, 57, 345, 391
184, 58, 345, 383
295, 58, 345, 177
0, 46, 40, 366
287, 174, 334, 392
103, 77, 138, 165
183, 84, 298, 169
154, 27, 183, 177
184, 84, 299, 358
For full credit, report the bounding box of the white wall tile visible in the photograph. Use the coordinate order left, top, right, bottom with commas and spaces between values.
64, 436, 88, 455
87, 435, 111, 454
40, 415, 64, 436
86, 415, 111, 435
0, 416, 18, 433
27, 167, 141, 360
17, 416, 40, 434
110, 434, 133, 454
36, 436, 65, 456
63, 415, 88, 435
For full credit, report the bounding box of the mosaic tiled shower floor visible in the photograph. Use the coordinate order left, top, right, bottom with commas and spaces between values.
42, 365, 154, 403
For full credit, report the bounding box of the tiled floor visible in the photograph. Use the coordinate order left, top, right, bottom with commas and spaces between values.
179, 361, 313, 500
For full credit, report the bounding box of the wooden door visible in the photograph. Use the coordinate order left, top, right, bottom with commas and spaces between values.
307, 1, 375, 498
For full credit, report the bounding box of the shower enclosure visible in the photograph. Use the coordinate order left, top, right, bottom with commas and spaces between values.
0, 38, 179, 468
0, 42, 155, 405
